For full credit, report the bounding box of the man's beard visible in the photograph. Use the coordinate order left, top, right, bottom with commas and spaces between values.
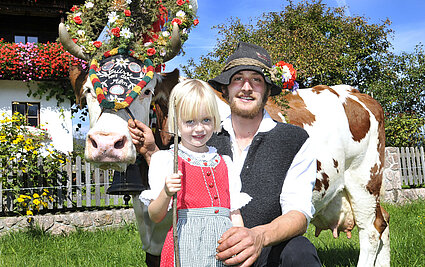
229, 97, 266, 119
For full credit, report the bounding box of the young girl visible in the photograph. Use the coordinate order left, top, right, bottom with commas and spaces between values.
139, 79, 251, 267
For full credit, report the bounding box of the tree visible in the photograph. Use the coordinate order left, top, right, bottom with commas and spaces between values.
365, 45, 425, 147
182, 0, 393, 91
182, 0, 425, 147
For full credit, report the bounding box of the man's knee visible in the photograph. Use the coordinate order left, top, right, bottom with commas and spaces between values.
280, 236, 321, 266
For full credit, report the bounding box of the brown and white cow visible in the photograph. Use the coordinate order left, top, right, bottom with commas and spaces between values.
264, 85, 390, 266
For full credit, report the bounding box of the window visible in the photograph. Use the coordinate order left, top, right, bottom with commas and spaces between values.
12, 102, 40, 127
14, 35, 38, 43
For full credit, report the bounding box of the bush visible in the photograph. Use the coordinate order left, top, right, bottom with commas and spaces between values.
0, 112, 68, 216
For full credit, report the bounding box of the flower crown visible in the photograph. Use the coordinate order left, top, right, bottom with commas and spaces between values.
266, 61, 299, 91
64, 0, 198, 66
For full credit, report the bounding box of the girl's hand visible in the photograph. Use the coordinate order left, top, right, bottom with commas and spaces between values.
164, 171, 182, 196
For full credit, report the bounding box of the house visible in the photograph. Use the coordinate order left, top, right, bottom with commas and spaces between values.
0, 0, 84, 153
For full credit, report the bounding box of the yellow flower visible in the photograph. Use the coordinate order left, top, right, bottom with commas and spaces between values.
33, 193, 40, 198
25, 138, 33, 145
17, 197, 24, 203
33, 150, 38, 155
42, 201, 48, 208
43, 189, 49, 193
26, 210, 33, 216
33, 199, 40, 205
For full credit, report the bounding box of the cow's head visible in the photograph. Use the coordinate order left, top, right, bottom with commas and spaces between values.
60, 0, 197, 171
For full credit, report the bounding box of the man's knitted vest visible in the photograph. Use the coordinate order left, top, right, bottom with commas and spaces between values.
208, 122, 309, 228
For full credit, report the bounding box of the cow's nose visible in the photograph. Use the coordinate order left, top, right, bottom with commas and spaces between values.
87, 133, 127, 156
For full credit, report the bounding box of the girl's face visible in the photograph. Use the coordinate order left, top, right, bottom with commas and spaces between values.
179, 107, 214, 153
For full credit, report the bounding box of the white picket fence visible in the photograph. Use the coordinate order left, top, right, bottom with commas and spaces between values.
1, 148, 424, 214
399, 147, 425, 187
0, 156, 132, 214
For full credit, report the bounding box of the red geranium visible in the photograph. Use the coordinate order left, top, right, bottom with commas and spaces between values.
111, 27, 121, 37
176, 0, 185, 5
73, 16, 82, 25
124, 9, 131, 16
93, 41, 102, 48
147, 48, 156, 56
171, 18, 182, 25
0, 39, 86, 81
193, 19, 199, 26
70, 5, 78, 12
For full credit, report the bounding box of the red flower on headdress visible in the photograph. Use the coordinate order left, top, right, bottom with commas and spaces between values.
124, 9, 131, 16
93, 41, 102, 48
172, 18, 182, 25
71, 5, 78, 12
147, 48, 156, 56
176, 0, 185, 5
193, 19, 199, 26
111, 27, 121, 37
73, 16, 82, 24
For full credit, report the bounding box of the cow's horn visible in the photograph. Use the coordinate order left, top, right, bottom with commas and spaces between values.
59, 22, 89, 61
163, 22, 181, 62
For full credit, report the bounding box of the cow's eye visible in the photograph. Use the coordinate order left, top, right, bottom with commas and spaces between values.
144, 89, 152, 96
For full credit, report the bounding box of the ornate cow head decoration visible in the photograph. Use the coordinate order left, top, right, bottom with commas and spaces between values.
59, 0, 198, 171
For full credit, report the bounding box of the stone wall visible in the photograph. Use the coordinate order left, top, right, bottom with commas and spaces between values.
382, 147, 425, 204
0, 208, 136, 236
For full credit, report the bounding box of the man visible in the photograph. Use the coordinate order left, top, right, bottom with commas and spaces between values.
206, 42, 321, 266
129, 42, 321, 266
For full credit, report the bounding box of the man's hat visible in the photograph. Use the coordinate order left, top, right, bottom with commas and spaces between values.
208, 42, 281, 96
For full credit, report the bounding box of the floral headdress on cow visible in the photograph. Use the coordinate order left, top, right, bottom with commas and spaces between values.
60, 0, 198, 110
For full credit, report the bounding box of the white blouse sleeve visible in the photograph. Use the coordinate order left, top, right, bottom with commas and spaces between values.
139, 150, 173, 208
223, 155, 252, 211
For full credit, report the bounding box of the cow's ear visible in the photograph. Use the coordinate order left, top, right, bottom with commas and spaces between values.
69, 65, 89, 108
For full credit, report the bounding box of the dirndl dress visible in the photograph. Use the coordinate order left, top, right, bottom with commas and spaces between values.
161, 148, 232, 267
139, 146, 251, 267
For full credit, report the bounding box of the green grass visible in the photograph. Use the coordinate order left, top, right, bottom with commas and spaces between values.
1, 200, 424, 267
0, 224, 145, 267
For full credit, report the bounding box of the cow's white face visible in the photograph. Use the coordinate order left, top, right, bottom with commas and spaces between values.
82, 73, 158, 171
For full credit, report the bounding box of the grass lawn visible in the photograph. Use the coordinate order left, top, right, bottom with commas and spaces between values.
1, 200, 424, 266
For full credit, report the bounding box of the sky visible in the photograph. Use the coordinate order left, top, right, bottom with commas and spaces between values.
72, 0, 425, 135
163, 0, 425, 72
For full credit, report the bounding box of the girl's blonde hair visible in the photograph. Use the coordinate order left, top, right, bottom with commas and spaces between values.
167, 79, 221, 134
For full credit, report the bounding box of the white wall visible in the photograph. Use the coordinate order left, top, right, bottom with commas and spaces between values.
0, 80, 73, 153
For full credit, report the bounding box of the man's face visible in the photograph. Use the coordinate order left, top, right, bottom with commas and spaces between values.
226, 70, 268, 119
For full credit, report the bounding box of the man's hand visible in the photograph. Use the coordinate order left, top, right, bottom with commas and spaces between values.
128, 119, 158, 164
216, 227, 265, 267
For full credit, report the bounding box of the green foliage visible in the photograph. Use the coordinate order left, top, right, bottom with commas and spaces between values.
365, 45, 425, 147
26, 80, 77, 107
182, 0, 424, 147
0, 112, 68, 216
182, 0, 392, 91
384, 114, 424, 147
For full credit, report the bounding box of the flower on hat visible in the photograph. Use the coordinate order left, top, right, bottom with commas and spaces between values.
269, 61, 298, 91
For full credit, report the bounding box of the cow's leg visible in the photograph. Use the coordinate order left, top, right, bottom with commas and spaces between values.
345, 170, 390, 267
374, 206, 390, 267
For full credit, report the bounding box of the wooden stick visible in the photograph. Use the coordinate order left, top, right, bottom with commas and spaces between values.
172, 97, 180, 267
